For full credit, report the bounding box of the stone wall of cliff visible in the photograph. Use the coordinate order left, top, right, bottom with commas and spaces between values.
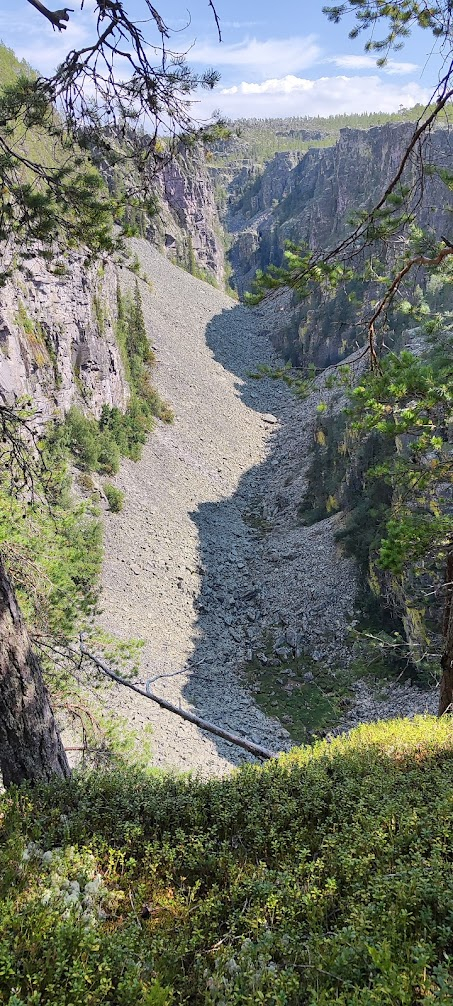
0, 251, 128, 427
144, 145, 226, 288
222, 123, 452, 366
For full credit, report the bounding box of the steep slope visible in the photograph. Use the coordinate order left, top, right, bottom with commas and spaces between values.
97, 243, 434, 775
98, 242, 293, 774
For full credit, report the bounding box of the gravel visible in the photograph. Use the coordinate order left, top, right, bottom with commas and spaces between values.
97, 241, 294, 776
96, 241, 436, 778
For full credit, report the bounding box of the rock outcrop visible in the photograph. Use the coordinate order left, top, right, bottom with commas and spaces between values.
146, 144, 226, 287
0, 251, 128, 425
221, 123, 452, 365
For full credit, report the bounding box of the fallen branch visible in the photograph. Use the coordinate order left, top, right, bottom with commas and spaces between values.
79, 643, 277, 761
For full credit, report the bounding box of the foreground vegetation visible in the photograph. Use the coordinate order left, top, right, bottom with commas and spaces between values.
1, 717, 453, 1004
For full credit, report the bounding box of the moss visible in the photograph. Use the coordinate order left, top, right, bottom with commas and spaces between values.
92, 292, 106, 335
15, 301, 62, 386
15, 301, 49, 367
244, 641, 354, 743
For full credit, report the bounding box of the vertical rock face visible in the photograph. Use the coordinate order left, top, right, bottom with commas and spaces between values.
222, 123, 452, 364
0, 251, 129, 425
276, 123, 451, 249
147, 145, 225, 287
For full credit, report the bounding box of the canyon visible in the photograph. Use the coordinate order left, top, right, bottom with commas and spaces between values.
0, 113, 448, 773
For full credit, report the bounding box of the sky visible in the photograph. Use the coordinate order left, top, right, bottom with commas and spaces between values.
0, 0, 447, 121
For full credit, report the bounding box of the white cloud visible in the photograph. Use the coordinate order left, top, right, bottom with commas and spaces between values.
190, 36, 321, 78
327, 54, 419, 75
222, 22, 265, 29
193, 73, 430, 120
16, 25, 90, 74
1, 6, 94, 75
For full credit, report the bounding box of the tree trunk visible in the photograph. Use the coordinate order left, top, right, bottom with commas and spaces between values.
0, 555, 70, 786
438, 550, 453, 716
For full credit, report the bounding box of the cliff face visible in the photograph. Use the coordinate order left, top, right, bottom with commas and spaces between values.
276, 123, 450, 249
0, 251, 128, 426
146, 145, 226, 287
222, 123, 452, 366
0, 142, 226, 430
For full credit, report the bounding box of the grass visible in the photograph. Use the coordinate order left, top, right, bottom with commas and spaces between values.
2, 717, 453, 1004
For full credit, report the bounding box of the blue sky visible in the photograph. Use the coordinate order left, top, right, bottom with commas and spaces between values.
0, 1, 445, 119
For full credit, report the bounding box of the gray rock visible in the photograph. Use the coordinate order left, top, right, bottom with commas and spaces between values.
0, 250, 128, 425
275, 646, 291, 659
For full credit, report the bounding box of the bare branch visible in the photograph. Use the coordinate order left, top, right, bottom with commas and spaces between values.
80, 642, 277, 761
26, 0, 74, 31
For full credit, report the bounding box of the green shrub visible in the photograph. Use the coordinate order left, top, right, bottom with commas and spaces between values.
0, 424, 102, 640
54, 407, 121, 474
104, 483, 124, 512
60, 407, 101, 470
96, 429, 121, 475
114, 282, 174, 432
55, 283, 171, 481
2, 718, 453, 1005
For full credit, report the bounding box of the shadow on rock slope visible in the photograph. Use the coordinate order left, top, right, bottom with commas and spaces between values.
180, 302, 357, 764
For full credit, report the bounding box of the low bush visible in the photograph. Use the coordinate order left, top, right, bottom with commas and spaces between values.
104, 483, 124, 512
1, 718, 453, 1004
52, 406, 121, 475
0, 422, 102, 640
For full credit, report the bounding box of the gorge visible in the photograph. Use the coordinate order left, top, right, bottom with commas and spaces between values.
1, 3, 453, 997
0, 89, 449, 773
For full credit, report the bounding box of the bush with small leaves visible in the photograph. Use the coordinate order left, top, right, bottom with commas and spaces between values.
2, 719, 453, 1005
104, 484, 124, 513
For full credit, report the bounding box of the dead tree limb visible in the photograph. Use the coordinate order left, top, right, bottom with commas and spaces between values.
26, 0, 73, 30
80, 644, 278, 761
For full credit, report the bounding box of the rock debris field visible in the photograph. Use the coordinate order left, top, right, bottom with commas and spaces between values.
97, 240, 435, 777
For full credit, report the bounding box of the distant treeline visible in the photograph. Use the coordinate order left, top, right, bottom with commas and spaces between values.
209, 106, 447, 167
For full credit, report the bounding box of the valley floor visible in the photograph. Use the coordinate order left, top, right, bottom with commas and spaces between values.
97, 241, 435, 775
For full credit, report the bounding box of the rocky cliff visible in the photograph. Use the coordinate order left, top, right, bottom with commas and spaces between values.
0, 251, 128, 426
221, 122, 452, 366
0, 137, 229, 434
123, 143, 226, 288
